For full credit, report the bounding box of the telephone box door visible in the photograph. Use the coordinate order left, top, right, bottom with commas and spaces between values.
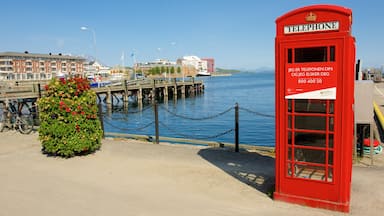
280, 39, 344, 202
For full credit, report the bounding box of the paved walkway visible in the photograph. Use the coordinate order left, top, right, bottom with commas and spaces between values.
0, 130, 384, 216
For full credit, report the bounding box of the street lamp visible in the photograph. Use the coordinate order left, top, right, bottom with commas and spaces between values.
80, 26, 97, 62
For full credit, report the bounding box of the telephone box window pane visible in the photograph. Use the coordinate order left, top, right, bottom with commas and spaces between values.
288, 99, 292, 112
288, 115, 292, 129
294, 132, 326, 148
329, 117, 334, 131
287, 163, 293, 177
327, 168, 334, 182
295, 116, 326, 131
328, 151, 334, 165
330, 46, 335, 62
294, 164, 327, 181
329, 101, 335, 114
288, 48, 292, 63
294, 148, 325, 164
288, 147, 292, 160
288, 131, 292, 145
294, 99, 327, 113
294, 47, 327, 63
329, 134, 334, 148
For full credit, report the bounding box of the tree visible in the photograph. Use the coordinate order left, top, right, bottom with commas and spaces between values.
155, 66, 161, 75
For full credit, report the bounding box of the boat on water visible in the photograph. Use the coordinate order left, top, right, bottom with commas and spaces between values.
88, 74, 112, 88
90, 81, 112, 88
196, 69, 211, 76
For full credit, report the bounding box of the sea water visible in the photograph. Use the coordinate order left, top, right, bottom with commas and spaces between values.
103, 71, 275, 146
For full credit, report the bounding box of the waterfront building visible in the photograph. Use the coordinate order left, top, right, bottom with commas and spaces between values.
177, 56, 209, 76
84, 60, 111, 78
135, 59, 176, 68
202, 58, 215, 73
135, 59, 181, 78
0, 51, 85, 81
134, 56, 212, 78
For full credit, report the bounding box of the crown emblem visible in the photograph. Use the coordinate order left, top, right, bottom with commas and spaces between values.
306, 12, 317, 22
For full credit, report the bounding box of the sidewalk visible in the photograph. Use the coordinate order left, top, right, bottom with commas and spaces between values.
1, 131, 384, 216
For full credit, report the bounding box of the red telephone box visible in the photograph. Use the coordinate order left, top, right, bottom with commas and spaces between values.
274, 5, 355, 212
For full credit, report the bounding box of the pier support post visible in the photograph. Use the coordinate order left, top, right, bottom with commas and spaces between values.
106, 89, 112, 109
189, 86, 195, 96
163, 86, 168, 102
152, 80, 156, 104
123, 92, 129, 106
138, 87, 143, 106
173, 85, 177, 99
123, 80, 129, 106
181, 85, 185, 98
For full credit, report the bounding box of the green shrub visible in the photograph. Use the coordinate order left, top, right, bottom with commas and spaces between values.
38, 77, 102, 157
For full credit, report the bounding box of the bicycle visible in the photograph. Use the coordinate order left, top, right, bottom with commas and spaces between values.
0, 100, 34, 134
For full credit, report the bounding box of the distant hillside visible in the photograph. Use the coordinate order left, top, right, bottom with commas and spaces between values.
215, 68, 241, 74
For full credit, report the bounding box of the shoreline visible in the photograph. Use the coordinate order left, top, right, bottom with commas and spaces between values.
105, 132, 275, 156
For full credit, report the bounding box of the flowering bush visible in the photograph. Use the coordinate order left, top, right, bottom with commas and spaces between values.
38, 77, 102, 157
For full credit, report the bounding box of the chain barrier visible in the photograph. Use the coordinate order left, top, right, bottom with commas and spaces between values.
159, 121, 234, 140
125, 104, 153, 114
103, 105, 154, 121
159, 105, 234, 120
100, 102, 274, 145
103, 118, 154, 131
239, 106, 275, 118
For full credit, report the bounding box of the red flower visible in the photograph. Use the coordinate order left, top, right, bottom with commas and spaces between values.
65, 107, 71, 112
71, 111, 77, 116
44, 85, 49, 91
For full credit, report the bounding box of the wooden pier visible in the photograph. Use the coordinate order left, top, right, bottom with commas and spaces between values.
0, 78, 204, 108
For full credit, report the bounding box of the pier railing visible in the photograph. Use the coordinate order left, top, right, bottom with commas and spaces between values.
0, 77, 203, 104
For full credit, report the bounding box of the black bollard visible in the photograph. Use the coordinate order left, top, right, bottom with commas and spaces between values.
98, 103, 105, 139
154, 102, 159, 144
235, 103, 239, 152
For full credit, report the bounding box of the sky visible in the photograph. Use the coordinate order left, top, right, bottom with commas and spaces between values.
1, 0, 384, 70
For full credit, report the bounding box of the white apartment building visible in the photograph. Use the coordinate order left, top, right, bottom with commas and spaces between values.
84, 60, 111, 78
177, 56, 209, 76
0, 51, 85, 81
